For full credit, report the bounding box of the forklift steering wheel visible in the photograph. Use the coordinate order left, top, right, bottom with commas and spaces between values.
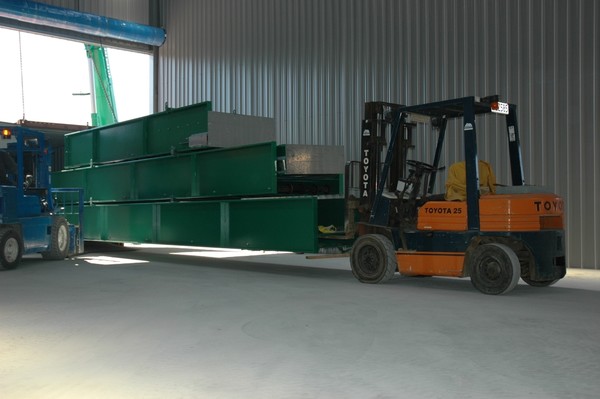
406, 159, 439, 172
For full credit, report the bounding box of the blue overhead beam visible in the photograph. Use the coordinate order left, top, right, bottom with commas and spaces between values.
0, 0, 165, 47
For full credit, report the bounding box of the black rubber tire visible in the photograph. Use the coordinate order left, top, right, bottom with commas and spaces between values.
0, 228, 23, 270
350, 234, 397, 284
469, 243, 520, 295
42, 217, 69, 260
521, 276, 559, 287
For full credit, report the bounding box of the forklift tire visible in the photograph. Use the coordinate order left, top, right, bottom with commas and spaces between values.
521, 277, 559, 287
350, 234, 397, 284
469, 243, 520, 295
0, 228, 23, 270
42, 217, 69, 260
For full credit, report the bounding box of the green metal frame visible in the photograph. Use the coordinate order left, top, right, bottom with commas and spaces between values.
64, 101, 212, 168
83, 196, 320, 253
56, 98, 351, 253
53, 142, 344, 203
53, 142, 279, 202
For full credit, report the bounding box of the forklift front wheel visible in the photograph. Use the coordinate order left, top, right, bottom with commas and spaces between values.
469, 243, 520, 295
350, 234, 397, 284
0, 228, 23, 270
42, 217, 70, 260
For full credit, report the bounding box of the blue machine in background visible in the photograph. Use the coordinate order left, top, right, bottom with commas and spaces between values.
0, 125, 83, 270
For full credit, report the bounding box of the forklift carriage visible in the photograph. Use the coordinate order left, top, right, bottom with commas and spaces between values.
350, 96, 566, 295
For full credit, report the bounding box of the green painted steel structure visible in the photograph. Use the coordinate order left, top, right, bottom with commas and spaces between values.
53, 142, 279, 202
64, 101, 212, 168
53, 141, 344, 202
82, 197, 321, 252
69, 196, 345, 253
55, 101, 351, 253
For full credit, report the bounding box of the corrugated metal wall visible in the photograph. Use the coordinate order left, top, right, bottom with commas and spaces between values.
158, 0, 599, 269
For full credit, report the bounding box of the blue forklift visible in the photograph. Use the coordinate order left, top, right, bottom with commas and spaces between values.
0, 125, 84, 270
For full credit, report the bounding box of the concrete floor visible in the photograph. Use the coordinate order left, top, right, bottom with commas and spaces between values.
1, 244, 599, 399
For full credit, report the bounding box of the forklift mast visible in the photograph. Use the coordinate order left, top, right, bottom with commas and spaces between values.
359, 102, 413, 215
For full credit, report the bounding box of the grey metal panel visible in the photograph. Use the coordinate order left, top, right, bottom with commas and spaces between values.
280, 145, 345, 175
158, 0, 598, 268
189, 111, 276, 148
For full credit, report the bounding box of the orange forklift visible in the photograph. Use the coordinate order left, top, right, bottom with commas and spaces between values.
350, 96, 566, 294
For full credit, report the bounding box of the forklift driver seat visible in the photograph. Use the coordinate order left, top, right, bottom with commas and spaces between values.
445, 160, 496, 201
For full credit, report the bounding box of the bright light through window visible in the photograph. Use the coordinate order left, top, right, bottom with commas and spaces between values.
0, 27, 151, 125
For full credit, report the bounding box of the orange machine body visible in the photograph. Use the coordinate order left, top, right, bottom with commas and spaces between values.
395, 193, 564, 276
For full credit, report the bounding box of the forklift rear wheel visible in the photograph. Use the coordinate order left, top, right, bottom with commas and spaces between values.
350, 234, 397, 284
42, 217, 69, 260
469, 243, 520, 295
0, 228, 23, 270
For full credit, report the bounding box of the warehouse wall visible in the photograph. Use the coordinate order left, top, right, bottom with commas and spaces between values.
157, 0, 598, 269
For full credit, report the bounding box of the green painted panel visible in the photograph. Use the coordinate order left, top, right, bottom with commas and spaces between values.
53, 142, 278, 202
96, 120, 145, 163
65, 130, 94, 168
195, 142, 277, 197
85, 204, 154, 242
147, 103, 210, 154
136, 156, 191, 199
81, 196, 320, 253
228, 197, 318, 252
51, 169, 86, 193
157, 202, 221, 246
83, 206, 104, 240
64, 101, 211, 168
105, 205, 155, 242
87, 164, 133, 202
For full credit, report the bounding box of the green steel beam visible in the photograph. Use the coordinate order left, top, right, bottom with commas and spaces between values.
53, 142, 343, 202
83, 196, 321, 253
53, 142, 279, 202
64, 101, 212, 168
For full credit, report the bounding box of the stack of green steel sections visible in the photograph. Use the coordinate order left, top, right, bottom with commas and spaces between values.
53, 102, 347, 253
